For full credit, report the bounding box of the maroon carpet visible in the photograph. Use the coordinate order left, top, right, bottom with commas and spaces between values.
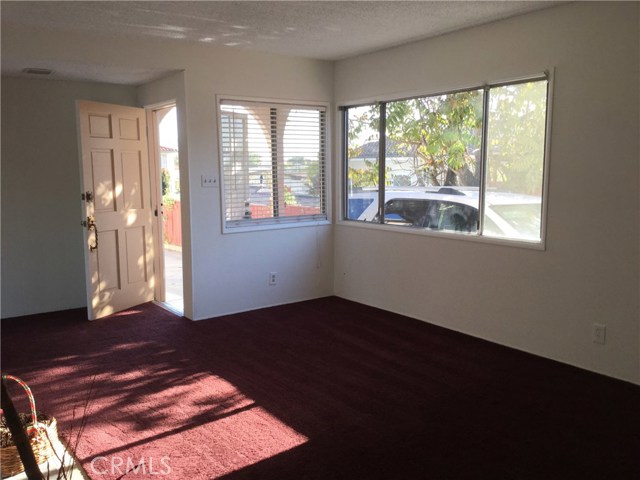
1, 297, 639, 479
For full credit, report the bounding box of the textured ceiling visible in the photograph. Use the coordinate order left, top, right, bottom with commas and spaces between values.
1, 1, 562, 84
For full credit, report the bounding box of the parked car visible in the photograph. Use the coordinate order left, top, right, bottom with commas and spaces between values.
355, 187, 541, 241
346, 191, 378, 219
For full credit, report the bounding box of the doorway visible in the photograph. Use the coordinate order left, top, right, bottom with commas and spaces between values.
150, 104, 183, 314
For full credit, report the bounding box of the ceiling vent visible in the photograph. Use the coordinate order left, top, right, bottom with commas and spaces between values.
22, 67, 54, 75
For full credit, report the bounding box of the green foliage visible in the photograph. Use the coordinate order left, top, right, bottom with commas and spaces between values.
161, 169, 170, 196
347, 81, 547, 193
348, 159, 391, 189
284, 186, 298, 206
347, 107, 379, 159
305, 159, 322, 197
163, 196, 175, 210
287, 156, 306, 166
384, 91, 483, 186
486, 82, 547, 195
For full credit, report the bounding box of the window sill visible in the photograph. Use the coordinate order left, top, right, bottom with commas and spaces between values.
336, 218, 546, 251
223, 218, 331, 234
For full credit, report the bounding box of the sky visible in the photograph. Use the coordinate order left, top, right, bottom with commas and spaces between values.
158, 106, 178, 149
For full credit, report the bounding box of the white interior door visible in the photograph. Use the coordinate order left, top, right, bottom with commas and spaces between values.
78, 100, 154, 320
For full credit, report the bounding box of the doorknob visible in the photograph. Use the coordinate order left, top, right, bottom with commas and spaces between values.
87, 215, 98, 252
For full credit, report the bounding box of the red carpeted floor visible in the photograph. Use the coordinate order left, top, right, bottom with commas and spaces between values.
1, 297, 639, 479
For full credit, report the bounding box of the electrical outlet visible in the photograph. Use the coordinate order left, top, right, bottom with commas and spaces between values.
201, 175, 218, 188
269, 272, 277, 286
592, 323, 606, 345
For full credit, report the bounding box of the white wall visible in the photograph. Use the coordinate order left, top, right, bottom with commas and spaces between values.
1, 27, 335, 320
176, 54, 334, 320
334, 2, 640, 384
1, 77, 138, 318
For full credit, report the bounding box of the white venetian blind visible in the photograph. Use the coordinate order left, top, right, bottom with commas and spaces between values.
219, 100, 327, 228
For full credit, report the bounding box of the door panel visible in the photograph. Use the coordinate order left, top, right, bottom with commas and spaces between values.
125, 227, 147, 284
97, 229, 121, 291
121, 151, 144, 209
78, 100, 154, 320
89, 114, 112, 138
91, 150, 116, 212
118, 116, 140, 140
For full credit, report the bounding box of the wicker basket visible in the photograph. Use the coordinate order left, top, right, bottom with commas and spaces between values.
1, 374, 60, 478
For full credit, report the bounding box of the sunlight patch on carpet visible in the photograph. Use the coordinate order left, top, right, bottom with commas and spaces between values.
73, 371, 307, 478
186, 405, 308, 476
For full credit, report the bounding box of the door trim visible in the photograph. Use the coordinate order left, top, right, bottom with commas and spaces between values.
147, 102, 180, 309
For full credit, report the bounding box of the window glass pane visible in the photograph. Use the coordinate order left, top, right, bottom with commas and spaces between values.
221, 105, 273, 222
382, 90, 483, 233
345, 105, 380, 221
372, 196, 480, 232
283, 108, 325, 218
484, 81, 547, 241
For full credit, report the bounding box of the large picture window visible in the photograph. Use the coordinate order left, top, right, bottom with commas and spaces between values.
343, 77, 549, 243
220, 99, 327, 230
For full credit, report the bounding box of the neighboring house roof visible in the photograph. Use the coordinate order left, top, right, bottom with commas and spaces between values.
356, 138, 416, 158
160, 146, 178, 152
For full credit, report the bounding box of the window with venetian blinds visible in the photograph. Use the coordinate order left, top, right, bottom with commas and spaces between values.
219, 99, 327, 229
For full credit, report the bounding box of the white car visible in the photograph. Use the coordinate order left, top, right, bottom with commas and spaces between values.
354, 187, 541, 241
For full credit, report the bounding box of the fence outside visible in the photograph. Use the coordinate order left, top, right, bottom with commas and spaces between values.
164, 201, 182, 247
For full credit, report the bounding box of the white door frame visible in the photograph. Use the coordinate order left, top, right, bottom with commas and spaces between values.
146, 102, 179, 307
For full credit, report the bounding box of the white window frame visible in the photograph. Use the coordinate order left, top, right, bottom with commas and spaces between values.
338, 73, 553, 250
217, 95, 331, 234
